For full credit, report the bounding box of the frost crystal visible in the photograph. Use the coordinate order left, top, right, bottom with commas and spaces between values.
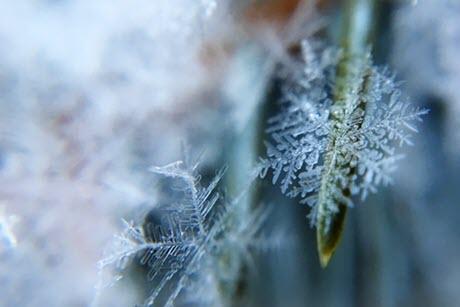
95, 160, 270, 307
261, 41, 427, 226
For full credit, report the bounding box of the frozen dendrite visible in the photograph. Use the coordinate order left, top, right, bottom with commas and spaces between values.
95, 160, 272, 307
260, 40, 427, 227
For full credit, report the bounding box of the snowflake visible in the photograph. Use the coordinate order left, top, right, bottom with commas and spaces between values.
260, 40, 428, 227
94, 159, 273, 307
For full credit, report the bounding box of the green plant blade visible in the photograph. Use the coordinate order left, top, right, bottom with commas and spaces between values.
317, 204, 347, 268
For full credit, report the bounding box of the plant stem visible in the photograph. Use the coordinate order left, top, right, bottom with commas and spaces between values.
316, 0, 377, 268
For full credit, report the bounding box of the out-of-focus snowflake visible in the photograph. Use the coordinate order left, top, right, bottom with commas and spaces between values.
0, 1, 232, 306
393, 0, 460, 155
0, 206, 18, 253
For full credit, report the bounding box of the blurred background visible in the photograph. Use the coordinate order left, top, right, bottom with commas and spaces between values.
0, 0, 459, 306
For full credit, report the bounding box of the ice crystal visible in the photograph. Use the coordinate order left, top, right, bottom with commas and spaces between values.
95, 160, 270, 307
260, 41, 427, 226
